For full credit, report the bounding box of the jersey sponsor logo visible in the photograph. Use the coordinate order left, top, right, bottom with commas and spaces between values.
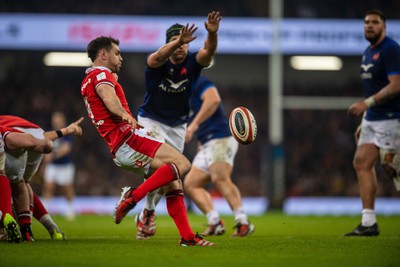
361, 63, 374, 79
361, 64, 374, 72
159, 78, 188, 93
165, 78, 188, 89
96, 72, 107, 81
361, 72, 373, 79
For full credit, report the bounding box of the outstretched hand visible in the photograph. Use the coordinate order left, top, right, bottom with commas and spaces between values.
178, 23, 198, 44
204, 11, 222, 33
66, 117, 84, 136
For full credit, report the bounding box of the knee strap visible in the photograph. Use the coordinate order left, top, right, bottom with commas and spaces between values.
165, 189, 184, 198
168, 163, 181, 180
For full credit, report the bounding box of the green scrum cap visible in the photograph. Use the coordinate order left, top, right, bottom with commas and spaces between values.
166, 23, 184, 43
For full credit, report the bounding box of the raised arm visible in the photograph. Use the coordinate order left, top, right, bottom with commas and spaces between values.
147, 23, 198, 68
196, 11, 222, 67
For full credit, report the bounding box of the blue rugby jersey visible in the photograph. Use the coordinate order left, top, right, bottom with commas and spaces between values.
138, 52, 203, 126
51, 135, 74, 165
361, 36, 400, 121
189, 76, 231, 144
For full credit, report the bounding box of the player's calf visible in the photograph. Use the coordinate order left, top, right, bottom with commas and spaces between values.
380, 149, 400, 191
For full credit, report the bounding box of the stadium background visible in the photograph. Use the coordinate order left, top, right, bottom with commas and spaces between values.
1, 0, 399, 215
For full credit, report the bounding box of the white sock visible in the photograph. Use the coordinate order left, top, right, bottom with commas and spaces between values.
361, 209, 376, 227
233, 208, 248, 225
206, 210, 220, 225
143, 190, 158, 211
39, 214, 58, 233
140, 190, 160, 221
66, 201, 75, 220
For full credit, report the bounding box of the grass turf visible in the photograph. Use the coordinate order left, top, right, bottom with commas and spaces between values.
0, 212, 399, 267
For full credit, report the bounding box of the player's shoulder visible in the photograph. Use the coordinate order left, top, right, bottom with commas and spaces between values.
382, 36, 400, 51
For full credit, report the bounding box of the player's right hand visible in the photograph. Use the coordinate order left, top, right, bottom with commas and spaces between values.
178, 23, 198, 44
66, 117, 84, 136
348, 100, 368, 116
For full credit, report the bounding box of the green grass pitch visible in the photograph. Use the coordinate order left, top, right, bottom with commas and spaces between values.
1, 212, 399, 267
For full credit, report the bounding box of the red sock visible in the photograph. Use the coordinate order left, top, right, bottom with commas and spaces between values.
132, 163, 179, 203
166, 189, 195, 240
0, 174, 13, 221
33, 193, 48, 220
17, 211, 31, 227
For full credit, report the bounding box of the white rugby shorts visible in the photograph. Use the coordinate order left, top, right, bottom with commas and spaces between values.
358, 118, 400, 150
192, 136, 238, 174
138, 115, 186, 152
44, 163, 76, 186
5, 127, 44, 183
112, 128, 162, 176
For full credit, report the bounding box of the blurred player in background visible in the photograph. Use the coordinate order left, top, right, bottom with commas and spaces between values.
346, 10, 400, 236
184, 76, 254, 237
134, 11, 222, 240
81, 36, 214, 246
0, 115, 83, 241
42, 111, 77, 221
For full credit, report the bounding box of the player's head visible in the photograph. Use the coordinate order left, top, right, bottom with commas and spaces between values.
51, 111, 67, 129
166, 24, 189, 64
87, 36, 120, 62
365, 9, 386, 24
166, 23, 184, 43
87, 36, 122, 73
364, 10, 386, 45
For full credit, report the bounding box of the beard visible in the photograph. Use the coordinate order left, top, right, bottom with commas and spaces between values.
365, 30, 383, 45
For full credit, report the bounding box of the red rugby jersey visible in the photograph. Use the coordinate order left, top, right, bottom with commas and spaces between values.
0, 115, 40, 129
81, 67, 133, 153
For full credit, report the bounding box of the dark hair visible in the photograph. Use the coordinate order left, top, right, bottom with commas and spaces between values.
365, 9, 386, 24
166, 23, 184, 43
87, 36, 120, 62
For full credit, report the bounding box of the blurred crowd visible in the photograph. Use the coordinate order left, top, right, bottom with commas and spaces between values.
1, 0, 399, 199
1, 0, 399, 19
1, 55, 399, 199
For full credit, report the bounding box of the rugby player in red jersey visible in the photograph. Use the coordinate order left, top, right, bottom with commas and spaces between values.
81, 36, 213, 246
0, 115, 83, 241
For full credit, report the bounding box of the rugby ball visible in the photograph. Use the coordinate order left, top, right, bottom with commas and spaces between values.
229, 107, 257, 145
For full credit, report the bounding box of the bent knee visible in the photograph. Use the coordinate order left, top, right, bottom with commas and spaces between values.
353, 155, 375, 171
176, 157, 191, 177
183, 176, 194, 190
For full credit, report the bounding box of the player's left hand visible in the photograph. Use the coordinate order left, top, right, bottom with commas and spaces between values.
178, 23, 198, 45
348, 101, 368, 116
205, 11, 222, 33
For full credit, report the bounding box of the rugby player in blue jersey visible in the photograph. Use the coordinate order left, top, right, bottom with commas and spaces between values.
184, 76, 254, 237
346, 10, 400, 236
134, 11, 222, 241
